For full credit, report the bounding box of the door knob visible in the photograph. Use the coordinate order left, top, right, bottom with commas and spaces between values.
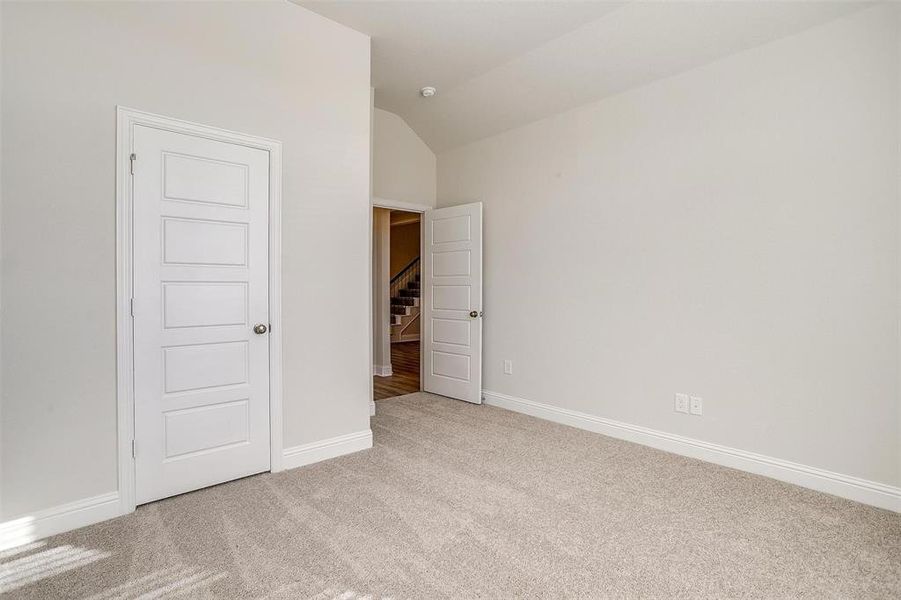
469, 311, 478, 318
253, 324, 268, 335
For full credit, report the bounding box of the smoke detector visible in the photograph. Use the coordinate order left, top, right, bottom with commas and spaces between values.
419, 86, 437, 98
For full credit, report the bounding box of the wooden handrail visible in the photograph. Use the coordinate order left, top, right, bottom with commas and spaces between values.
391, 257, 420, 285
390, 257, 420, 300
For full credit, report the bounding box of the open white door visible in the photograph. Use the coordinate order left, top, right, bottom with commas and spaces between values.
422, 202, 483, 403
133, 125, 271, 504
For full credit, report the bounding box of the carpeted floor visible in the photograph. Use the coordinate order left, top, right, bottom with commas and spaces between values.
4, 392, 901, 599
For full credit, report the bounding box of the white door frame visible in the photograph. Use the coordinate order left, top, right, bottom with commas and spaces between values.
369, 197, 431, 415
116, 107, 283, 515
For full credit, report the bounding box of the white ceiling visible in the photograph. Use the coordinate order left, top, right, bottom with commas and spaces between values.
299, 1, 869, 153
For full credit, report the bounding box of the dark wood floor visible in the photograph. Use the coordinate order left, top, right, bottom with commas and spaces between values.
374, 341, 420, 400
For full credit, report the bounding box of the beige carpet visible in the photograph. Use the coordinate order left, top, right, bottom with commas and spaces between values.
4, 392, 900, 599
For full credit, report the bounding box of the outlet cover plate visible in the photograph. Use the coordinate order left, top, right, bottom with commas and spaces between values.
675, 393, 689, 414
690, 396, 703, 416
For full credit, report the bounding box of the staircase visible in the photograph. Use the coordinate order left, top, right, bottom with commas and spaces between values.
391, 258, 420, 342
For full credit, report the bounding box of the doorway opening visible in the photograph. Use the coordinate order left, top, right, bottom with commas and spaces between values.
371, 200, 483, 408
373, 208, 423, 400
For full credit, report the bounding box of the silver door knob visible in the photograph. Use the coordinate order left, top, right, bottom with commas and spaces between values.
253, 324, 268, 335
469, 311, 478, 318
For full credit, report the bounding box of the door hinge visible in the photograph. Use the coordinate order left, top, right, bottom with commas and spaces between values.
131, 439, 136, 458
130, 298, 135, 317
129, 153, 136, 175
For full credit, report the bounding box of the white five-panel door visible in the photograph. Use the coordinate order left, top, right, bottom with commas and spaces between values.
422, 203, 483, 404
133, 125, 271, 504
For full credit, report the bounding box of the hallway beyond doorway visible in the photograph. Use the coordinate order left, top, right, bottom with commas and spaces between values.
373, 341, 420, 400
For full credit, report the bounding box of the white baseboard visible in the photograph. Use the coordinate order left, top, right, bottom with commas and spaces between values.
373, 364, 393, 377
282, 429, 373, 471
0, 429, 374, 549
482, 390, 901, 513
0, 492, 121, 551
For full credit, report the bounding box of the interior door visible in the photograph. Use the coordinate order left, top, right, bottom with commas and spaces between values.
422, 202, 483, 403
133, 125, 271, 504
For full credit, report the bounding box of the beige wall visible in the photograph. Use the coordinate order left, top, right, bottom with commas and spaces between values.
439, 6, 901, 486
1, 1, 371, 518
390, 221, 421, 278
373, 108, 436, 206
0, 1, 4, 519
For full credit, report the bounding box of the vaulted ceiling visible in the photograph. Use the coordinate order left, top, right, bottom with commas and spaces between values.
298, 1, 868, 153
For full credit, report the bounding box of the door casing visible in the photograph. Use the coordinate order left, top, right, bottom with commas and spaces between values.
116, 107, 283, 515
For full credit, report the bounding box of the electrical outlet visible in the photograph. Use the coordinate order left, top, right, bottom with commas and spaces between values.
504, 360, 513, 375
690, 396, 703, 416
674, 393, 689, 414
